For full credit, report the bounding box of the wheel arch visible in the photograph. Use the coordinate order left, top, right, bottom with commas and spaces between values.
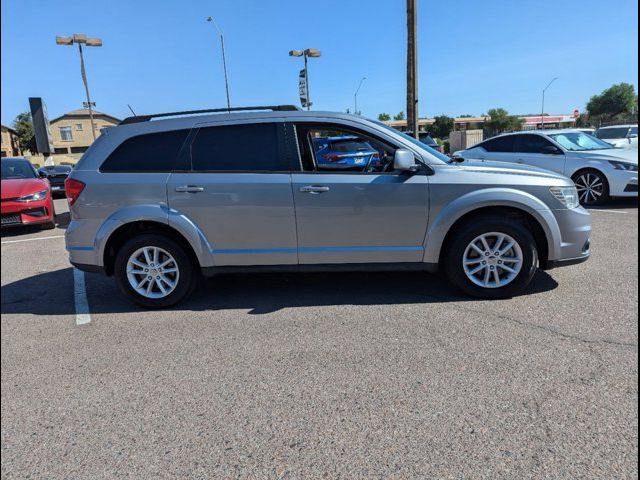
94, 204, 210, 275
424, 189, 561, 268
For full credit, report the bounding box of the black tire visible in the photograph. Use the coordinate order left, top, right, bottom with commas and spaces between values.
444, 216, 538, 299
114, 234, 198, 308
571, 169, 609, 206
41, 220, 56, 230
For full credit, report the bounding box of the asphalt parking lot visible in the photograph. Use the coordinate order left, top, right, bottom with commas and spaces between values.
1, 198, 638, 479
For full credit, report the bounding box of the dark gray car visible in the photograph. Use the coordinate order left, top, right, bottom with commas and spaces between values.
64, 106, 591, 307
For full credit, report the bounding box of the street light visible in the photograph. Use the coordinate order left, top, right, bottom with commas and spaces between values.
354, 76, 367, 115
56, 33, 102, 140
541, 77, 558, 130
289, 48, 321, 110
206, 16, 231, 111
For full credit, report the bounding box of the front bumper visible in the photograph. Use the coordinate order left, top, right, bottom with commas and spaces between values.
542, 206, 591, 270
0, 198, 54, 227
608, 170, 638, 197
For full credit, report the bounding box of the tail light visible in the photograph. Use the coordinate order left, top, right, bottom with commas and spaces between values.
64, 178, 86, 206
324, 154, 346, 162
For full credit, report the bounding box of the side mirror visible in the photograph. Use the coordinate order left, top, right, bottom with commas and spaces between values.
37, 170, 48, 178
541, 145, 562, 155
394, 148, 418, 171
450, 156, 465, 163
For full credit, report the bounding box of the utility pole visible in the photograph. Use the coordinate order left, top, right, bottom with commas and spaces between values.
541, 77, 558, 130
56, 34, 102, 140
406, 0, 419, 139
354, 76, 366, 115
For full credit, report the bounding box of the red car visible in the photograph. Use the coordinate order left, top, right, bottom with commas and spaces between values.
1, 157, 55, 229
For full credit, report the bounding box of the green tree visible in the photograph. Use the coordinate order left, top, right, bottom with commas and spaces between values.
429, 115, 454, 139
12, 112, 37, 154
485, 108, 524, 134
458, 114, 474, 118
393, 111, 405, 121
378, 113, 391, 121
586, 83, 637, 121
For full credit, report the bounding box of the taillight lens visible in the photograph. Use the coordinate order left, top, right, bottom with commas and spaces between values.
65, 178, 86, 206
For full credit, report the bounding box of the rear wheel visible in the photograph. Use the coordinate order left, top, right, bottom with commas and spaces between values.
114, 234, 197, 308
572, 169, 609, 206
444, 216, 538, 299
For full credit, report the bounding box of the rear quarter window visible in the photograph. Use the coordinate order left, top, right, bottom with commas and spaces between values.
100, 129, 189, 172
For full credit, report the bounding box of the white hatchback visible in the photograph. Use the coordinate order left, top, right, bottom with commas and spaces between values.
454, 130, 638, 206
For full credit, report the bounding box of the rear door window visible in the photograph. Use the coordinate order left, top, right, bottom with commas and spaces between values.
513, 134, 554, 153
190, 123, 289, 172
480, 135, 515, 153
100, 129, 189, 172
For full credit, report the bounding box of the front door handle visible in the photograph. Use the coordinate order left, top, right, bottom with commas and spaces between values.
175, 185, 205, 193
299, 185, 330, 194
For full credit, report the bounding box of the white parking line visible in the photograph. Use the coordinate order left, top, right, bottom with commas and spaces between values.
73, 268, 91, 325
1, 235, 65, 244
587, 209, 630, 215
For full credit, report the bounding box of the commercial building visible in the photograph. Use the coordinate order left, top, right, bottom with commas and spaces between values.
386, 114, 578, 135
49, 109, 120, 154
1, 124, 21, 157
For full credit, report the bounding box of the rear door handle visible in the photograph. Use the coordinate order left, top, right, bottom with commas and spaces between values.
175, 185, 204, 193
299, 185, 330, 194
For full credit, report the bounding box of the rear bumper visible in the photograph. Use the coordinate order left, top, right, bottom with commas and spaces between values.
71, 262, 107, 275
543, 253, 590, 270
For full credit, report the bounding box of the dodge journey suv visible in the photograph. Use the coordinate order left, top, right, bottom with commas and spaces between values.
65, 106, 591, 307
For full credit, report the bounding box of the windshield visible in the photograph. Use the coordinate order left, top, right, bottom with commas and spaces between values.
372, 120, 451, 162
548, 132, 614, 151
596, 127, 630, 139
1, 159, 37, 180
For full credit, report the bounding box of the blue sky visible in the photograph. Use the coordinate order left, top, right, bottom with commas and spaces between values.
1, 0, 638, 125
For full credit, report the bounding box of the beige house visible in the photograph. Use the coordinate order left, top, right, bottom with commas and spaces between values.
49, 109, 120, 154
1, 124, 21, 157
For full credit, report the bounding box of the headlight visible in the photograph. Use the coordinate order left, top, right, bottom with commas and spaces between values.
609, 161, 638, 172
17, 189, 49, 202
550, 186, 580, 209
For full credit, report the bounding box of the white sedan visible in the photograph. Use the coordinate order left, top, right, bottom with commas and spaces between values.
454, 129, 638, 206
595, 124, 638, 150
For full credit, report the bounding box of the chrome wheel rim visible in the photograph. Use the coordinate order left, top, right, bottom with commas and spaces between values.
574, 173, 604, 205
463, 232, 523, 289
126, 246, 179, 299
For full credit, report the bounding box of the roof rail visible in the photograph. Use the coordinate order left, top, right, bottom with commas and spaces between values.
119, 105, 302, 125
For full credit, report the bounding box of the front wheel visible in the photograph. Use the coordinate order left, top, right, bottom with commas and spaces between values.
572, 169, 609, 206
444, 217, 538, 299
114, 234, 197, 308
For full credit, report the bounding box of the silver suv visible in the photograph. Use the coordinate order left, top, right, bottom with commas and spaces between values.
65, 106, 591, 307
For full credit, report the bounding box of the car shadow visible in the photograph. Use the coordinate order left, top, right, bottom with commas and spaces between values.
1, 267, 559, 316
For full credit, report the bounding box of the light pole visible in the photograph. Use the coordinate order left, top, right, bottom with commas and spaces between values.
56, 34, 102, 140
540, 77, 558, 130
289, 48, 321, 110
206, 16, 231, 111
354, 76, 367, 115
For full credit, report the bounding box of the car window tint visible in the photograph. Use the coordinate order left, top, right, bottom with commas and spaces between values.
191, 123, 287, 172
481, 135, 515, 153
513, 134, 554, 153
101, 130, 189, 172
596, 127, 629, 139
630, 127, 638, 136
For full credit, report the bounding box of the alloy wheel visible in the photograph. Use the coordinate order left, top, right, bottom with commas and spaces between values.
126, 246, 180, 299
574, 172, 605, 205
463, 232, 523, 288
